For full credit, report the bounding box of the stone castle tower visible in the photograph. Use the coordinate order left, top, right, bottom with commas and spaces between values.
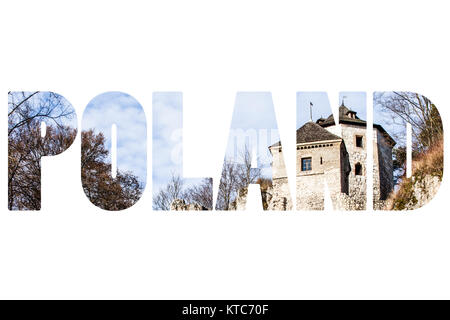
269, 102, 396, 210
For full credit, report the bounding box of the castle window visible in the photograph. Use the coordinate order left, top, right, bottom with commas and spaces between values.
320, 157, 323, 165
356, 136, 363, 148
301, 157, 312, 171
355, 163, 363, 176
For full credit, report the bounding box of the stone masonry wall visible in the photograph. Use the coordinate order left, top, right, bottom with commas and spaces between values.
268, 177, 292, 210
295, 141, 343, 210
337, 124, 368, 210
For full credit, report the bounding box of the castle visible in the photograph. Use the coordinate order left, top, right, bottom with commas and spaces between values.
269, 102, 396, 210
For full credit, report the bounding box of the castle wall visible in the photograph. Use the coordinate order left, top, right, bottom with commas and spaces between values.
295, 141, 343, 210
338, 124, 367, 210
268, 122, 394, 211
322, 124, 368, 210
373, 129, 394, 207
325, 124, 394, 210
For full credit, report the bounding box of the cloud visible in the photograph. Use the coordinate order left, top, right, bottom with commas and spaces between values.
222, 92, 281, 178
82, 92, 147, 184
152, 93, 209, 194
152, 93, 183, 192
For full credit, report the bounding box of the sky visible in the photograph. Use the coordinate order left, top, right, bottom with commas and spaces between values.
152, 92, 182, 193
9, 91, 78, 129
373, 92, 406, 146
296, 91, 405, 148
223, 92, 285, 178
82, 92, 147, 185
152, 92, 207, 194
296, 92, 367, 128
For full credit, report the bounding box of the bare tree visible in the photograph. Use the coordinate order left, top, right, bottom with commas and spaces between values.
8, 121, 76, 210
237, 145, 260, 189
375, 92, 444, 186
183, 178, 213, 210
8, 91, 76, 137
153, 174, 184, 210
215, 146, 262, 210
154, 147, 265, 211
8, 91, 143, 211
215, 161, 240, 210
375, 92, 443, 151
8, 92, 77, 210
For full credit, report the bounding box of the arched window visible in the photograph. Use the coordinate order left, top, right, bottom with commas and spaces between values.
355, 163, 363, 176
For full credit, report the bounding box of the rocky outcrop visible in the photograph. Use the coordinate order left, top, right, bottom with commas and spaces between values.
389, 174, 441, 210
389, 140, 443, 211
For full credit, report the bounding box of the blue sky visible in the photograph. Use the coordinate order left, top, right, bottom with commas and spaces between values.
152, 92, 182, 192
373, 92, 406, 146
152, 92, 206, 194
296, 91, 402, 146
296, 92, 367, 128
224, 92, 283, 177
9, 91, 78, 129
82, 92, 147, 185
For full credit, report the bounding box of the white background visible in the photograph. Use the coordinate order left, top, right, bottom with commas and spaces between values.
0, 0, 449, 299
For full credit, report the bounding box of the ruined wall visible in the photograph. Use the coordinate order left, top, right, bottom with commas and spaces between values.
268, 177, 292, 210
266, 146, 293, 210
234, 187, 281, 210
170, 199, 208, 211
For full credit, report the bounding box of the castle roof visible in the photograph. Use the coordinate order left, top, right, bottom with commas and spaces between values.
318, 104, 396, 146
296, 121, 342, 144
270, 121, 341, 148
269, 103, 396, 149
318, 105, 366, 127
